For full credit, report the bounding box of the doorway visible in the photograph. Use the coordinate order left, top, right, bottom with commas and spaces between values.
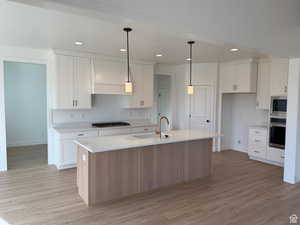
4, 61, 47, 170
154, 74, 172, 129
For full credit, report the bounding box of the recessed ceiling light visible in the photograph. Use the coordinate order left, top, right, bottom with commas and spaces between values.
75, 41, 83, 46
120, 48, 127, 52
230, 48, 239, 52
186, 58, 191, 61
156, 54, 163, 57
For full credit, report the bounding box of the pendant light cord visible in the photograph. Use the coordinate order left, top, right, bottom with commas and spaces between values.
126, 30, 130, 82
189, 43, 192, 86
188, 41, 195, 86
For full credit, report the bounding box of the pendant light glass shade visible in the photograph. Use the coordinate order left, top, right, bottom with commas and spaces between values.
125, 81, 133, 93
124, 27, 133, 93
187, 41, 195, 95
187, 85, 194, 95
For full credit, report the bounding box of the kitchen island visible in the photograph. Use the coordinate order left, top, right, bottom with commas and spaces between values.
75, 130, 219, 206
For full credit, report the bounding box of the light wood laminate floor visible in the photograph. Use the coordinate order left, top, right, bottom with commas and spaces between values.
7, 144, 47, 170
0, 150, 299, 225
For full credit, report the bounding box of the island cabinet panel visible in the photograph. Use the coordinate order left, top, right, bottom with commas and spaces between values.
77, 147, 90, 205
89, 148, 140, 205
77, 138, 213, 206
140, 143, 185, 192
184, 139, 212, 181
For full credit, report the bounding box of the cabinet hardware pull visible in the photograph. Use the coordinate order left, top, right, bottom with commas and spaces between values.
72, 100, 75, 107
78, 134, 84, 136
255, 139, 260, 142
254, 150, 260, 153
281, 156, 285, 159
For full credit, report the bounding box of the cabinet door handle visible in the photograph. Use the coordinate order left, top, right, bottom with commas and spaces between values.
140, 100, 144, 106
75, 100, 78, 107
72, 100, 75, 107
254, 150, 260, 153
284, 86, 288, 93
281, 156, 285, 159
254, 139, 260, 142
78, 133, 84, 136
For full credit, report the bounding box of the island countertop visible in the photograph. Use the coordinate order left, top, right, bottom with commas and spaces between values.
74, 129, 220, 153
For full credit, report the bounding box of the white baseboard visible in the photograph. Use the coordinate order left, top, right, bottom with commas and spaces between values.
249, 155, 283, 167
221, 147, 247, 153
57, 163, 76, 170
7, 139, 47, 147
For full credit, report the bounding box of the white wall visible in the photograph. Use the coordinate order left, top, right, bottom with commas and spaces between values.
4, 62, 47, 147
284, 58, 300, 184
51, 94, 152, 125
221, 94, 269, 152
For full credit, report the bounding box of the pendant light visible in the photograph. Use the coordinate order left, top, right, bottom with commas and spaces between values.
187, 41, 195, 95
124, 27, 133, 93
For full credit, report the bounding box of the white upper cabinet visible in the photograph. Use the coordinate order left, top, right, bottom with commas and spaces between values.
220, 60, 257, 93
256, 60, 271, 110
270, 58, 289, 96
53, 54, 92, 109
256, 58, 289, 110
124, 64, 154, 108
55, 54, 75, 109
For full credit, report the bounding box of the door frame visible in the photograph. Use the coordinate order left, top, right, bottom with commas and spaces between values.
154, 73, 175, 129
0, 46, 52, 171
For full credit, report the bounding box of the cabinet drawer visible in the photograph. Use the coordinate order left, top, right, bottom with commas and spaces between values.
60, 130, 99, 139
248, 135, 267, 147
249, 128, 267, 137
101, 128, 132, 136
267, 147, 285, 164
131, 126, 156, 133
248, 146, 267, 159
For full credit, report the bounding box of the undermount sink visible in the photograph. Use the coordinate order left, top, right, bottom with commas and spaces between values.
132, 133, 171, 139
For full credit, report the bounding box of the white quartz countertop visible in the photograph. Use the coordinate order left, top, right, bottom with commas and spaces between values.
53, 121, 157, 133
75, 130, 220, 153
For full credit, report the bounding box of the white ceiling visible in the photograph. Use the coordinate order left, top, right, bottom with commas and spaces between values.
22, 0, 300, 58
0, 0, 269, 63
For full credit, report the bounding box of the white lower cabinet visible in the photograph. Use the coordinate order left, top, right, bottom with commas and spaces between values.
55, 125, 156, 169
248, 127, 283, 167
248, 127, 267, 159
267, 147, 285, 164
56, 130, 99, 169
61, 140, 77, 166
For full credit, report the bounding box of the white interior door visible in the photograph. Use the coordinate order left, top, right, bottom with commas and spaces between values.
189, 85, 214, 132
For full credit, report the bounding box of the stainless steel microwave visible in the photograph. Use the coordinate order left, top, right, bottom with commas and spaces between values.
270, 96, 287, 117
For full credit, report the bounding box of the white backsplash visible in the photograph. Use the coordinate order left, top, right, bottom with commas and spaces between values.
51, 95, 153, 124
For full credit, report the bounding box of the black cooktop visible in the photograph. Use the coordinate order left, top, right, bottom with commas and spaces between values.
92, 122, 131, 128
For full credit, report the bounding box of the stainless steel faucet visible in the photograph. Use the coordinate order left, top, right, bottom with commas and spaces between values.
159, 116, 170, 138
